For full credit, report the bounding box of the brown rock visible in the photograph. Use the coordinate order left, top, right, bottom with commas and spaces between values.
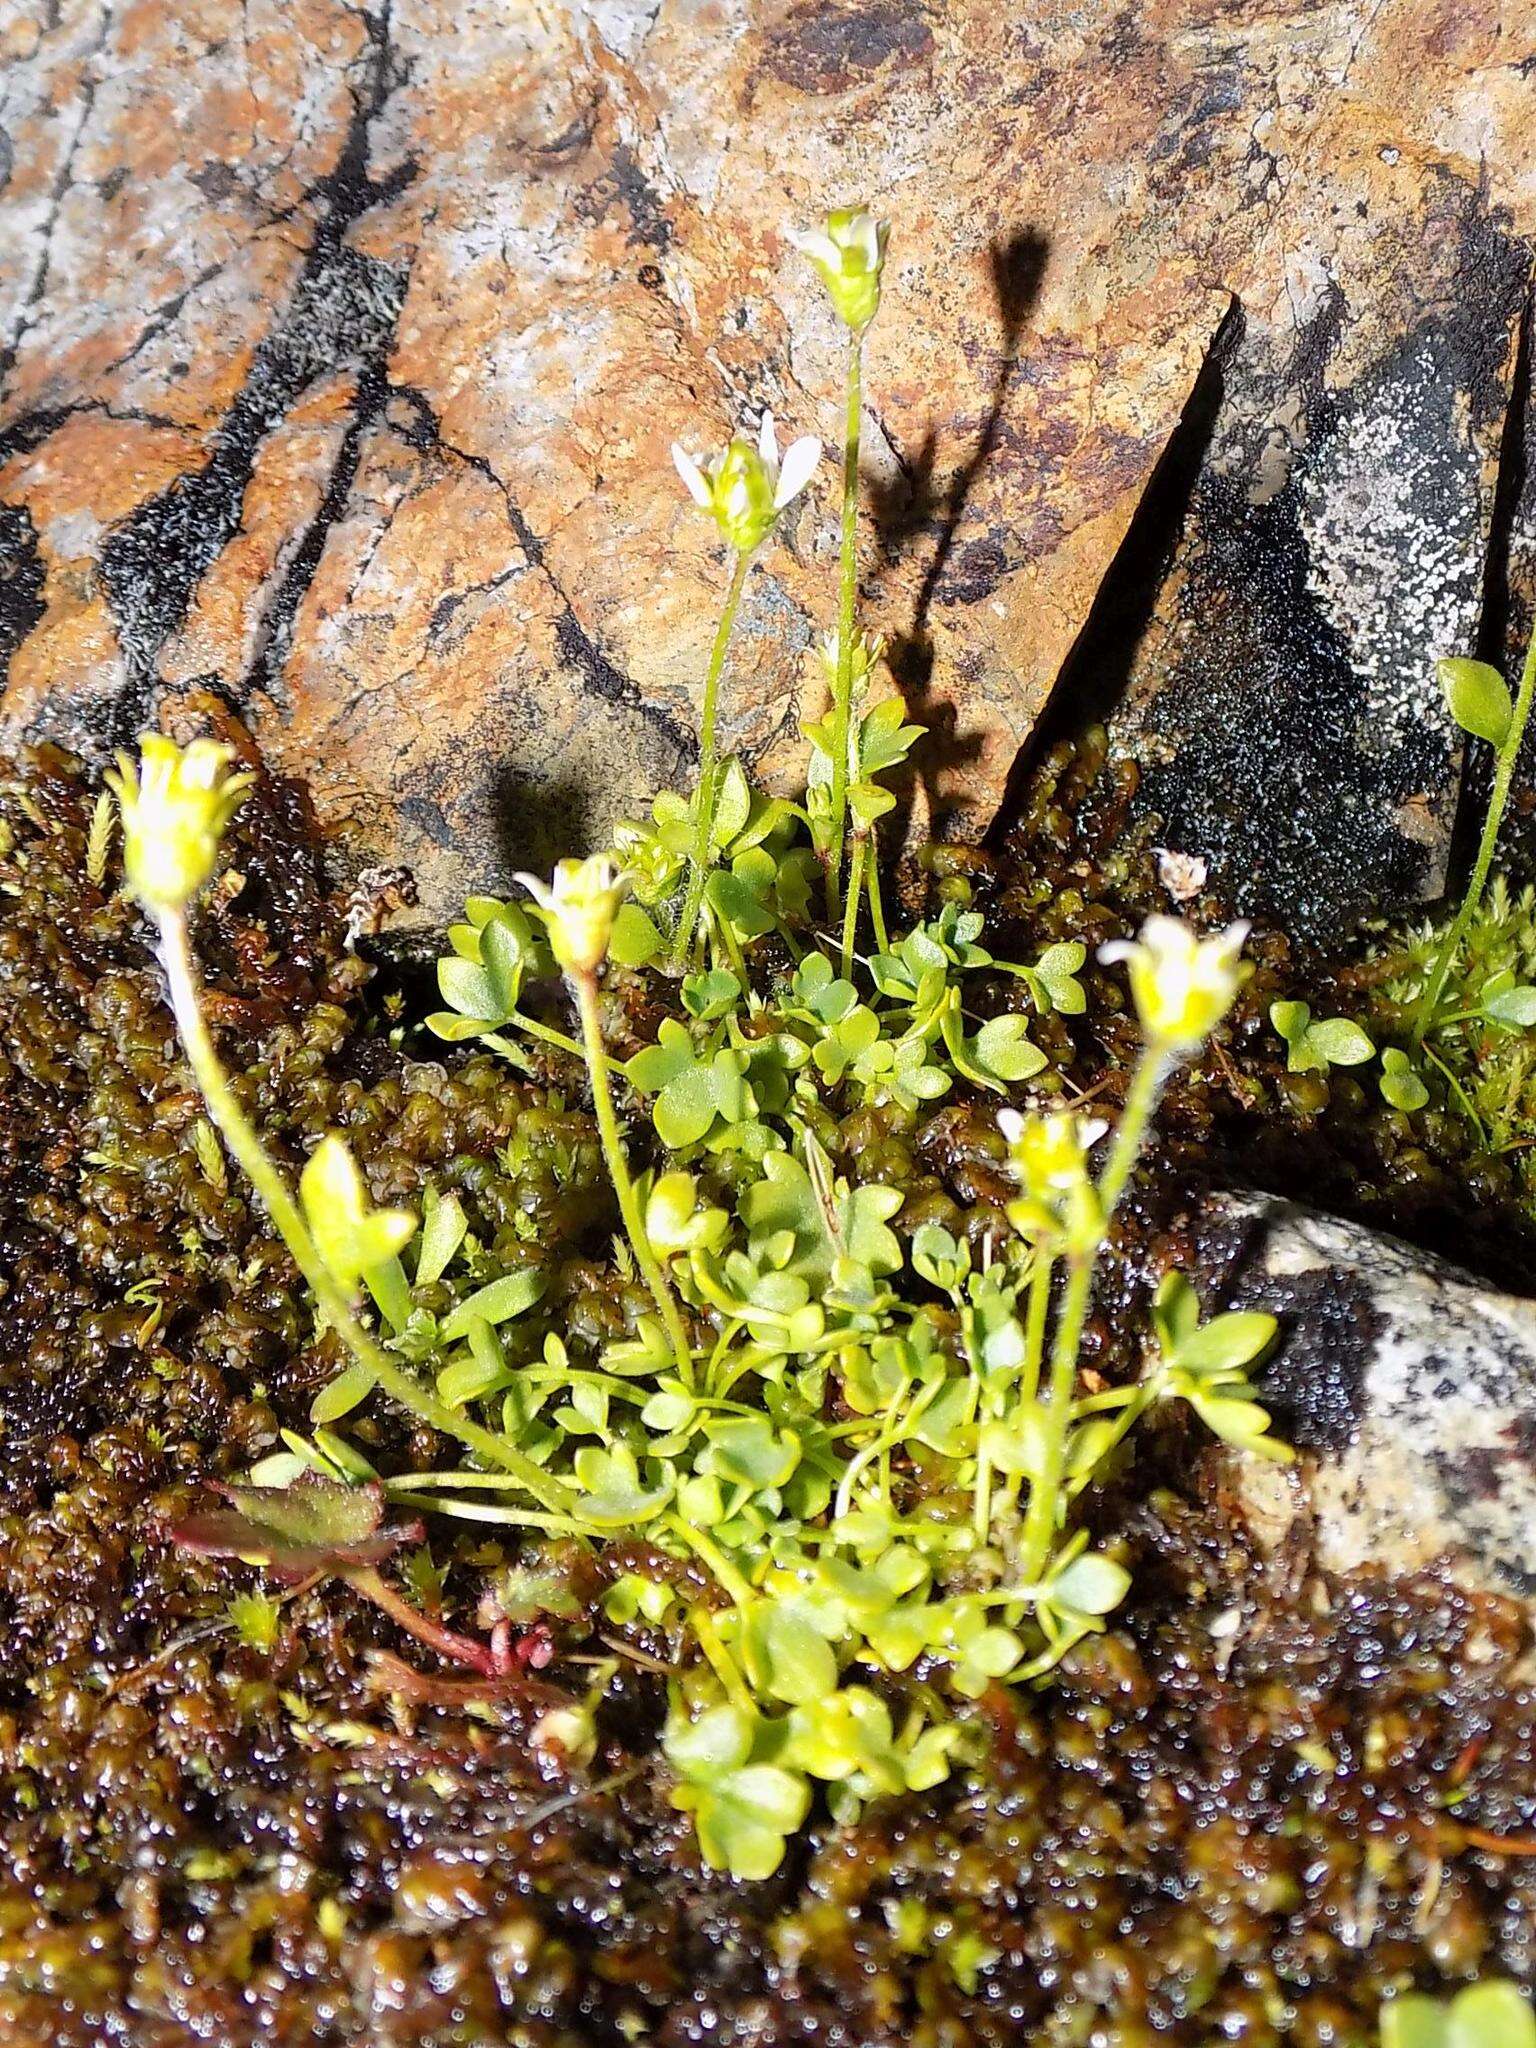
1, 1, 1532, 933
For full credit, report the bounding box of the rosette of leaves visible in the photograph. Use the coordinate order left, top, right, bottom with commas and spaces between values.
1269, 1000, 1374, 1076
428, 899, 555, 1057
1149, 1272, 1287, 1460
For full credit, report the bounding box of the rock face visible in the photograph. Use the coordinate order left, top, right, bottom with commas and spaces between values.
1193, 1192, 1536, 1604
0, 1, 1532, 934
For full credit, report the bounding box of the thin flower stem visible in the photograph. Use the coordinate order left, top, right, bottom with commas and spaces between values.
866, 841, 890, 954
571, 967, 695, 1384
672, 550, 752, 973
1017, 1255, 1094, 1583
1020, 1250, 1052, 1407
1413, 615, 1536, 1045
155, 910, 575, 1511
840, 833, 868, 978
824, 328, 863, 923
1096, 1045, 1174, 1216
1017, 1043, 1173, 1583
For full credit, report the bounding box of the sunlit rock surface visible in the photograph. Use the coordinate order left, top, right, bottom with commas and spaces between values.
0, 0, 1532, 932
1196, 1192, 1536, 1605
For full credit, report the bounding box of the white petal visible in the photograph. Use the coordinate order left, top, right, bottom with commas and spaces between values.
850, 212, 880, 268
773, 435, 821, 508
757, 410, 779, 473
997, 1108, 1025, 1144
788, 227, 840, 270
1097, 937, 1134, 966
671, 442, 712, 508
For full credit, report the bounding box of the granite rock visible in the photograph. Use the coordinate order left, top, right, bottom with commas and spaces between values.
1192, 1191, 1536, 1604
1, 1, 1533, 932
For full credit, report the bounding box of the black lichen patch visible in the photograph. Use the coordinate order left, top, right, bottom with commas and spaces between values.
96, 8, 416, 741
1105, 196, 1532, 943
0, 501, 45, 678
758, 0, 935, 96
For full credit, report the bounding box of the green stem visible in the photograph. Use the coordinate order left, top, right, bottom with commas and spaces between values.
840, 833, 868, 978
1017, 1044, 1172, 1583
1096, 1046, 1174, 1217
866, 840, 890, 954
156, 910, 573, 1511
509, 1008, 583, 1061
1020, 1251, 1052, 1407
1017, 1256, 1094, 1583
824, 329, 863, 923
672, 550, 752, 973
1412, 617, 1536, 1045
572, 967, 694, 1384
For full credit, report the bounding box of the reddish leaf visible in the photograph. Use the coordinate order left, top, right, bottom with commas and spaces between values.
168, 1475, 423, 1585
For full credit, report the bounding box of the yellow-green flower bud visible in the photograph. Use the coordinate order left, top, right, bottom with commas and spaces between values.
672, 412, 820, 554
105, 734, 253, 914
999, 1108, 1106, 1254
1099, 915, 1249, 1052
517, 855, 630, 975
788, 208, 890, 332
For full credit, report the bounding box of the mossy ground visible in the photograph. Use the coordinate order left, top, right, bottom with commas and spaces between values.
2, 736, 1534, 2046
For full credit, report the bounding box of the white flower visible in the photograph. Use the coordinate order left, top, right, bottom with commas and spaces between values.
1099, 915, 1250, 1050
105, 734, 253, 914
787, 207, 890, 331
516, 854, 631, 975
671, 412, 820, 553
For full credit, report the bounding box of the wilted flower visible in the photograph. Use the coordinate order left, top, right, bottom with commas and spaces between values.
1154, 847, 1209, 906
105, 734, 253, 914
788, 207, 890, 331
672, 412, 820, 554
517, 854, 630, 975
999, 1108, 1107, 1255
1100, 915, 1249, 1051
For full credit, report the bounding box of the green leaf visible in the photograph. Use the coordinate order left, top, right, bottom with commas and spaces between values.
1381, 1997, 1450, 2048
1176, 1311, 1278, 1375
609, 900, 663, 968
971, 1012, 1048, 1084
436, 954, 500, 1023
744, 1600, 838, 1705
653, 1047, 750, 1149
682, 969, 742, 1021
1269, 997, 1310, 1045
1482, 977, 1536, 1028
1048, 1551, 1131, 1617
1306, 1017, 1374, 1066
310, 1359, 376, 1426
415, 1185, 469, 1289
1440, 655, 1513, 750
439, 1267, 546, 1342
1447, 1983, 1536, 2048
169, 1475, 418, 1584
1030, 941, 1087, 1015
1380, 1047, 1430, 1113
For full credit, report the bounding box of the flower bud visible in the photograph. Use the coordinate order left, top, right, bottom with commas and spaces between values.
105, 734, 253, 914
999, 1109, 1106, 1254
1099, 915, 1249, 1051
517, 855, 630, 975
672, 412, 820, 554
788, 208, 890, 332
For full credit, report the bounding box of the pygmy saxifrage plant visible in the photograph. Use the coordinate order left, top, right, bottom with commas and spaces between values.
110, 208, 1291, 1882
